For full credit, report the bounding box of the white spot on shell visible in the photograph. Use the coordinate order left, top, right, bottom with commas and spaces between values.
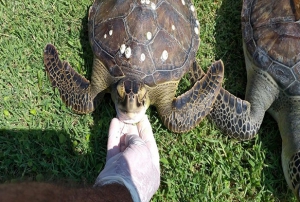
104, 34, 107, 39
109, 30, 113, 36
172, 25, 175, 30
196, 20, 200, 26
151, 2, 156, 9
125, 47, 132, 59
161, 50, 168, 61
146, 0, 150, 4
120, 44, 126, 54
146, 32, 152, 40
140, 53, 146, 62
190, 5, 195, 12
181, 0, 185, 5
141, 0, 145, 4
194, 27, 199, 35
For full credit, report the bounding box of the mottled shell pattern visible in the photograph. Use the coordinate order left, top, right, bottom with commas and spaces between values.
88, 0, 200, 87
242, 0, 300, 96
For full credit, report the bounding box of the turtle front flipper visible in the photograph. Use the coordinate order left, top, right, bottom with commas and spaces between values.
288, 151, 300, 201
155, 60, 224, 133
44, 44, 99, 114
208, 88, 259, 140
188, 60, 206, 84
209, 56, 280, 140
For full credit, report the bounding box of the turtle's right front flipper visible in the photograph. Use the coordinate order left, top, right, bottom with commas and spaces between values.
44, 44, 96, 114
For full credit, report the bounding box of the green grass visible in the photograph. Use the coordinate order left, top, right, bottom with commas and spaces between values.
0, 0, 296, 201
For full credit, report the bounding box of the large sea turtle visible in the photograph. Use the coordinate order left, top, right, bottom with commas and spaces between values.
209, 0, 300, 199
43, 0, 224, 133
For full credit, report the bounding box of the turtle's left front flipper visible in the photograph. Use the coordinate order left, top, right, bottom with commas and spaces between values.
208, 61, 279, 140
156, 60, 224, 133
208, 88, 260, 140
44, 44, 99, 114
276, 103, 300, 200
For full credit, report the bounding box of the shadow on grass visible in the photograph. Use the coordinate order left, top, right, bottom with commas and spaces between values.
214, 0, 293, 200
0, 128, 107, 186
79, 4, 93, 79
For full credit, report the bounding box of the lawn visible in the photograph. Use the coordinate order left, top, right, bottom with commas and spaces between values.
0, 0, 296, 201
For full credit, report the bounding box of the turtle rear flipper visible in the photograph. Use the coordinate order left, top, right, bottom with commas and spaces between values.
44, 44, 98, 114
156, 60, 224, 133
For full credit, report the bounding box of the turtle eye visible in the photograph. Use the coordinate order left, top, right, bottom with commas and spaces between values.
137, 86, 147, 104
117, 82, 125, 99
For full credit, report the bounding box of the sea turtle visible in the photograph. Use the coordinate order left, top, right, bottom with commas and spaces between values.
43, 0, 224, 133
208, 0, 300, 199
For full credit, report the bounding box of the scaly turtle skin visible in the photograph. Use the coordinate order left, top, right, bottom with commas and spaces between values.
43, 0, 224, 133
209, 0, 300, 199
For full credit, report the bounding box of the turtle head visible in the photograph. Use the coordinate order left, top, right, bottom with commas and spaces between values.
111, 77, 150, 124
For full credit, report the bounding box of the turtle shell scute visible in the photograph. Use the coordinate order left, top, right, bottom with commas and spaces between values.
242, 0, 300, 95
89, 0, 200, 87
